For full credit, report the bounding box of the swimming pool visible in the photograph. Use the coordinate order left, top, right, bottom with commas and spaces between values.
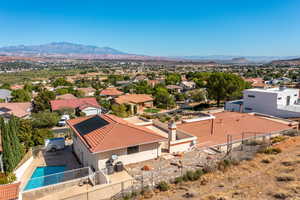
24, 165, 66, 191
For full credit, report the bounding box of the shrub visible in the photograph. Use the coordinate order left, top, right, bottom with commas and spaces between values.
271, 136, 286, 144
276, 176, 295, 182
174, 176, 184, 184
0, 173, 16, 184
259, 147, 282, 155
157, 181, 169, 191
244, 139, 264, 146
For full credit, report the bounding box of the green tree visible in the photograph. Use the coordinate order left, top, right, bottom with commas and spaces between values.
206, 72, 247, 106
0, 117, 24, 172
32, 111, 60, 128
154, 87, 176, 109
165, 73, 181, 85
0, 83, 11, 90
18, 119, 34, 150
32, 129, 53, 146
33, 89, 56, 112
11, 89, 31, 102
52, 77, 73, 87
111, 104, 130, 117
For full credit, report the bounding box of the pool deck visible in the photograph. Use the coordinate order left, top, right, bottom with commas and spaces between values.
20, 145, 81, 190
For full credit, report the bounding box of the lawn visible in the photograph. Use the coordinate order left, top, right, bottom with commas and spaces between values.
144, 108, 161, 113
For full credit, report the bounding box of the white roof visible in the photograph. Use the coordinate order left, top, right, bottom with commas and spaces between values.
244, 87, 298, 94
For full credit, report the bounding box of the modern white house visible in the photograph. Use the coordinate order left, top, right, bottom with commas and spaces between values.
225, 87, 300, 118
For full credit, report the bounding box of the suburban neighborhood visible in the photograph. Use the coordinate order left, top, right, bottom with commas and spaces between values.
1, 1, 300, 199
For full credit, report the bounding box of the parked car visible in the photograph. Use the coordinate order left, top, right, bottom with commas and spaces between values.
45, 137, 65, 152
57, 114, 70, 127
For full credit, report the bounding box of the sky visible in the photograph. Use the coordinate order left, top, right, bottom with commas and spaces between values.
0, 0, 300, 56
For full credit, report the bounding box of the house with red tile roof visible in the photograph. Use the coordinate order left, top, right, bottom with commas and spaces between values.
99, 87, 123, 98
67, 114, 167, 170
50, 97, 101, 116
114, 94, 154, 114
177, 111, 298, 148
0, 102, 32, 118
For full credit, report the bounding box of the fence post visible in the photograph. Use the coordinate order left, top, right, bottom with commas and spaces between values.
241, 132, 244, 151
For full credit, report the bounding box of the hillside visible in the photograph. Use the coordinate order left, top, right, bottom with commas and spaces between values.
271, 58, 300, 65
146, 136, 300, 200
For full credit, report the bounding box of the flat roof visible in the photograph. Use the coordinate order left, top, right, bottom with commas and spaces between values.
177, 111, 294, 147
244, 87, 298, 94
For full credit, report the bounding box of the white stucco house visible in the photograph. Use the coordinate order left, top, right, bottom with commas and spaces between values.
225, 87, 300, 118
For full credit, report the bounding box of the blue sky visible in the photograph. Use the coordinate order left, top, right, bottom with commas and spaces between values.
0, 0, 299, 56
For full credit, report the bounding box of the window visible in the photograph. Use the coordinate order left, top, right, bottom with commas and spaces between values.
245, 107, 252, 111
127, 146, 139, 154
278, 97, 282, 100
247, 95, 255, 98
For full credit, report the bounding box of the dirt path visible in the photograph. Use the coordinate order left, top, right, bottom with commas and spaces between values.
146, 136, 300, 200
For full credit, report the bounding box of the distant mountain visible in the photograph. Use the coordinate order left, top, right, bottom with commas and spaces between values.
0, 42, 127, 55
174, 55, 300, 63
270, 57, 300, 65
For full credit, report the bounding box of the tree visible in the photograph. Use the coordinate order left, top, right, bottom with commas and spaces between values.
188, 89, 207, 102
8, 117, 24, 164
31, 111, 60, 128
33, 89, 56, 112
11, 89, 31, 102
18, 119, 34, 150
165, 73, 181, 85
32, 129, 53, 146
0, 83, 11, 90
206, 72, 247, 106
111, 104, 130, 117
0, 117, 24, 172
52, 77, 73, 87
154, 87, 176, 109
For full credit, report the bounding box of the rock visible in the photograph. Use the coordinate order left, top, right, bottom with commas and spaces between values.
182, 192, 195, 198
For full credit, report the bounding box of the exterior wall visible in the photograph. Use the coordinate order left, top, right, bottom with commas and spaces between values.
72, 130, 162, 170
243, 90, 278, 115
96, 142, 161, 169
224, 100, 243, 112
82, 107, 101, 116
243, 88, 300, 118
72, 132, 99, 171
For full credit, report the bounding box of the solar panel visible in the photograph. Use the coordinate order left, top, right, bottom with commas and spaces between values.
74, 115, 109, 137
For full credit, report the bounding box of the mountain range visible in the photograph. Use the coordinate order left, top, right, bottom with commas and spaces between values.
0, 42, 299, 63
0, 42, 126, 55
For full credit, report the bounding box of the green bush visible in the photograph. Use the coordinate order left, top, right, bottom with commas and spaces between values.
157, 181, 169, 191
174, 176, 184, 184
0, 173, 16, 184
271, 136, 286, 144
259, 147, 282, 155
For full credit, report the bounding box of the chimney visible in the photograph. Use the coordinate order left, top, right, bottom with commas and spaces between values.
168, 120, 177, 141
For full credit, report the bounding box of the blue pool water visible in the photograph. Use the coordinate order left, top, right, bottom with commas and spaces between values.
25, 165, 66, 191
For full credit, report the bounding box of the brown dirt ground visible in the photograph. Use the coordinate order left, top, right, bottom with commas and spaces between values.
141, 136, 300, 200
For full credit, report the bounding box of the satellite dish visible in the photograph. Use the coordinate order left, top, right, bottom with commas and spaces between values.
111, 155, 118, 161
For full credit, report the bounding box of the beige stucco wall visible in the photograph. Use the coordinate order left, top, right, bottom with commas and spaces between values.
72, 131, 162, 170
96, 142, 162, 169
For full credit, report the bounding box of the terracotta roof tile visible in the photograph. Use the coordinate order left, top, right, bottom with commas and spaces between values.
50, 97, 100, 111
0, 102, 32, 118
100, 88, 123, 96
115, 94, 153, 104
178, 112, 294, 147
0, 182, 20, 200
67, 114, 166, 153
